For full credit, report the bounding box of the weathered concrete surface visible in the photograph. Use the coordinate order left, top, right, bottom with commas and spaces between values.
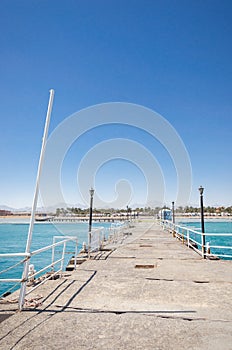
0, 221, 232, 350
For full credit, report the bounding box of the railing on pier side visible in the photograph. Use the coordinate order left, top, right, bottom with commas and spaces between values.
0, 236, 78, 309
160, 220, 232, 260
89, 221, 130, 253
107, 221, 130, 244
89, 227, 105, 252
0, 220, 132, 309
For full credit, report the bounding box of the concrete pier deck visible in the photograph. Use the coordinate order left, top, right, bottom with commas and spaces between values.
0, 221, 232, 350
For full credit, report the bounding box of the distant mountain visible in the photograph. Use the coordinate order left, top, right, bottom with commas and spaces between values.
0, 204, 15, 211
0, 203, 90, 213
40, 203, 88, 212
15, 207, 32, 212
0, 205, 33, 213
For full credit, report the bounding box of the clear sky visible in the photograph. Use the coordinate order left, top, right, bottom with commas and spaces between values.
0, 0, 231, 209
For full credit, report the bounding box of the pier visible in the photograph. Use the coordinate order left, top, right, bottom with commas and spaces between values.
35, 216, 128, 223
0, 220, 232, 349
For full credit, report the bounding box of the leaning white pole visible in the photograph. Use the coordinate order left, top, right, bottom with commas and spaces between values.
18, 89, 55, 311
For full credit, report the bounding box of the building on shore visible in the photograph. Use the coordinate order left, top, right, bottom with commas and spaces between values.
0, 210, 12, 216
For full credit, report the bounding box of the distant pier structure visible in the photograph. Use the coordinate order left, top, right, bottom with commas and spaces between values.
35, 216, 127, 223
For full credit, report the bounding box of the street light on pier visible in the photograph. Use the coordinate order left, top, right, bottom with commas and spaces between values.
198, 186, 206, 259
88, 188, 95, 258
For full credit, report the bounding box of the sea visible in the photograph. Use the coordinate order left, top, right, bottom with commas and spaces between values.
176, 219, 232, 260
0, 219, 112, 297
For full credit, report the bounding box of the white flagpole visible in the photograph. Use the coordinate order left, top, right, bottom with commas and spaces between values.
18, 89, 54, 310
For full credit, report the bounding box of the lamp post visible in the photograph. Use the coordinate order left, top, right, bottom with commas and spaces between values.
198, 186, 206, 259
172, 201, 175, 224
88, 188, 94, 258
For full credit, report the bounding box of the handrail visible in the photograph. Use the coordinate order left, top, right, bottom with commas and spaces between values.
107, 221, 130, 244
89, 227, 105, 252
0, 253, 30, 257
87, 221, 129, 253
31, 238, 76, 256
89, 222, 128, 253
26, 269, 62, 296
160, 220, 232, 260
0, 278, 22, 283
0, 235, 78, 309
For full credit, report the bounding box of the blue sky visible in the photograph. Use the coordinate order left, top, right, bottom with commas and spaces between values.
0, 0, 231, 209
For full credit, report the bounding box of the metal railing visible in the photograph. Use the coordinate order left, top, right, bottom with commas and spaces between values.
160, 220, 232, 260
0, 236, 78, 309
107, 221, 130, 244
88, 221, 130, 254
89, 227, 105, 253
1, 221, 130, 309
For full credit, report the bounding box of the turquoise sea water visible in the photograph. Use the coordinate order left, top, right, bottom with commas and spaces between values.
0, 221, 111, 296
177, 220, 232, 259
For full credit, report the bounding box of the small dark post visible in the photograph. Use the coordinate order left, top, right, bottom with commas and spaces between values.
88, 188, 94, 258
172, 201, 175, 224
198, 186, 206, 259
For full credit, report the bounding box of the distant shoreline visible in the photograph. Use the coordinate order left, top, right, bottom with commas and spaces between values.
0, 214, 231, 224
176, 216, 232, 222
1, 214, 231, 218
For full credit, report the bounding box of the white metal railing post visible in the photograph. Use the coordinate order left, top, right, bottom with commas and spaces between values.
201, 232, 205, 258
18, 89, 54, 311
51, 236, 56, 271
187, 229, 190, 247
60, 241, 66, 272
101, 228, 103, 248
99, 229, 102, 250
74, 239, 78, 270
